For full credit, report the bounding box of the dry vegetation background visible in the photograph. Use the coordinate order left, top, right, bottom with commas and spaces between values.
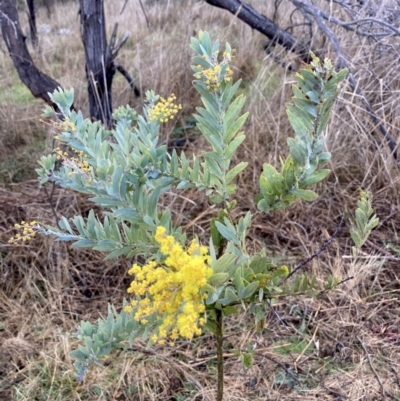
0, 0, 400, 400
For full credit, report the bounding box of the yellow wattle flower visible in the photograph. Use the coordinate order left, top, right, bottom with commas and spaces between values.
148, 94, 182, 123
125, 226, 213, 343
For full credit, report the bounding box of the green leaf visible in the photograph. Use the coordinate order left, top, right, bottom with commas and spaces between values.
104, 246, 132, 260
192, 156, 200, 182
292, 97, 318, 117
241, 352, 253, 369
59, 217, 74, 234
242, 281, 259, 299
293, 276, 301, 293
255, 310, 265, 325
204, 319, 217, 334
225, 287, 240, 303
287, 138, 307, 166
72, 239, 98, 248
260, 164, 284, 196
70, 349, 90, 360
329, 68, 348, 86
300, 169, 330, 186
273, 265, 289, 278
222, 306, 238, 316
225, 134, 246, 160
318, 152, 331, 163
355, 208, 367, 232
256, 198, 269, 213
211, 252, 236, 273
315, 98, 335, 136
366, 217, 379, 231
210, 194, 224, 204
301, 275, 309, 292
222, 79, 241, 110
204, 154, 222, 177
215, 221, 240, 245
286, 103, 313, 138
194, 85, 219, 113
282, 156, 296, 190
225, 162, 248, 184
225, 113, 248, 145
350, 228, 362, 248
197, 104, 220, 128
208, 272, 229, 286
211, 218, 223, 248
290, 188, 318, 202
201, 31, 212, 54
224, 95, 246, 131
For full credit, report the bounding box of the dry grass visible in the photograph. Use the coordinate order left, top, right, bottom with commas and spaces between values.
1, 0, 400, 400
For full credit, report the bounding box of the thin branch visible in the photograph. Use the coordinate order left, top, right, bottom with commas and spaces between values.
265, 299, 290, 330
0, 10, 18, 38
262, 353, 302, 386
43, 182, 61, 229
107, 23, 130, 61
120, 0, 129, 15
112, 32, 130, 60
89, 70, 107, 124
334, 17, 400, 35
357, 336, 397, 400
312, 5, 400, 37
264, 45, 295, 71
138, 0, 150, 29
285, 215, 344, 280
115, 62, 140, 97
108, 23, 118, 57
336, 276, 354, 286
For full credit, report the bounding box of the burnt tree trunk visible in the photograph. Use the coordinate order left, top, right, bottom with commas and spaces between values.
0, 0, 61, 107
26, 0, 37, 47
79, 0, 115, 127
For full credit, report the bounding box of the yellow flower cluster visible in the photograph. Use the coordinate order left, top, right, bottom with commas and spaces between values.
8, 221, 38, 244
49, 117, 77, 138
53, 147, 91, 180
148, 94, 182, 123
194, 50, 235, 92
61, 117, 77, 133
125, 226, 213, 344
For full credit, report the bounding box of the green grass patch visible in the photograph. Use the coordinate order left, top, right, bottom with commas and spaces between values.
0, 133, 46, 184
0, 81, 37, 107
13, 359, 80, 401
275, 338, 313, 356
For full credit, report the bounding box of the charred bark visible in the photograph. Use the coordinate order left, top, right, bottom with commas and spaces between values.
79, 1, 139, 127
0, 0, 61, 108
26, 0, 37, 47
204, 0, 312, 63
79, 0, 115, 127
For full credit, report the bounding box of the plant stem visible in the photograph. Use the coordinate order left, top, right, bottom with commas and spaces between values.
216, 308, 224, 401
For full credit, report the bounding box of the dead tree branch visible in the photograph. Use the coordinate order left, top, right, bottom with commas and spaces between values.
108, 24, 139, 97
204, 0, 312, 63
115, 62, 140, 97
0, 0, 61, 109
